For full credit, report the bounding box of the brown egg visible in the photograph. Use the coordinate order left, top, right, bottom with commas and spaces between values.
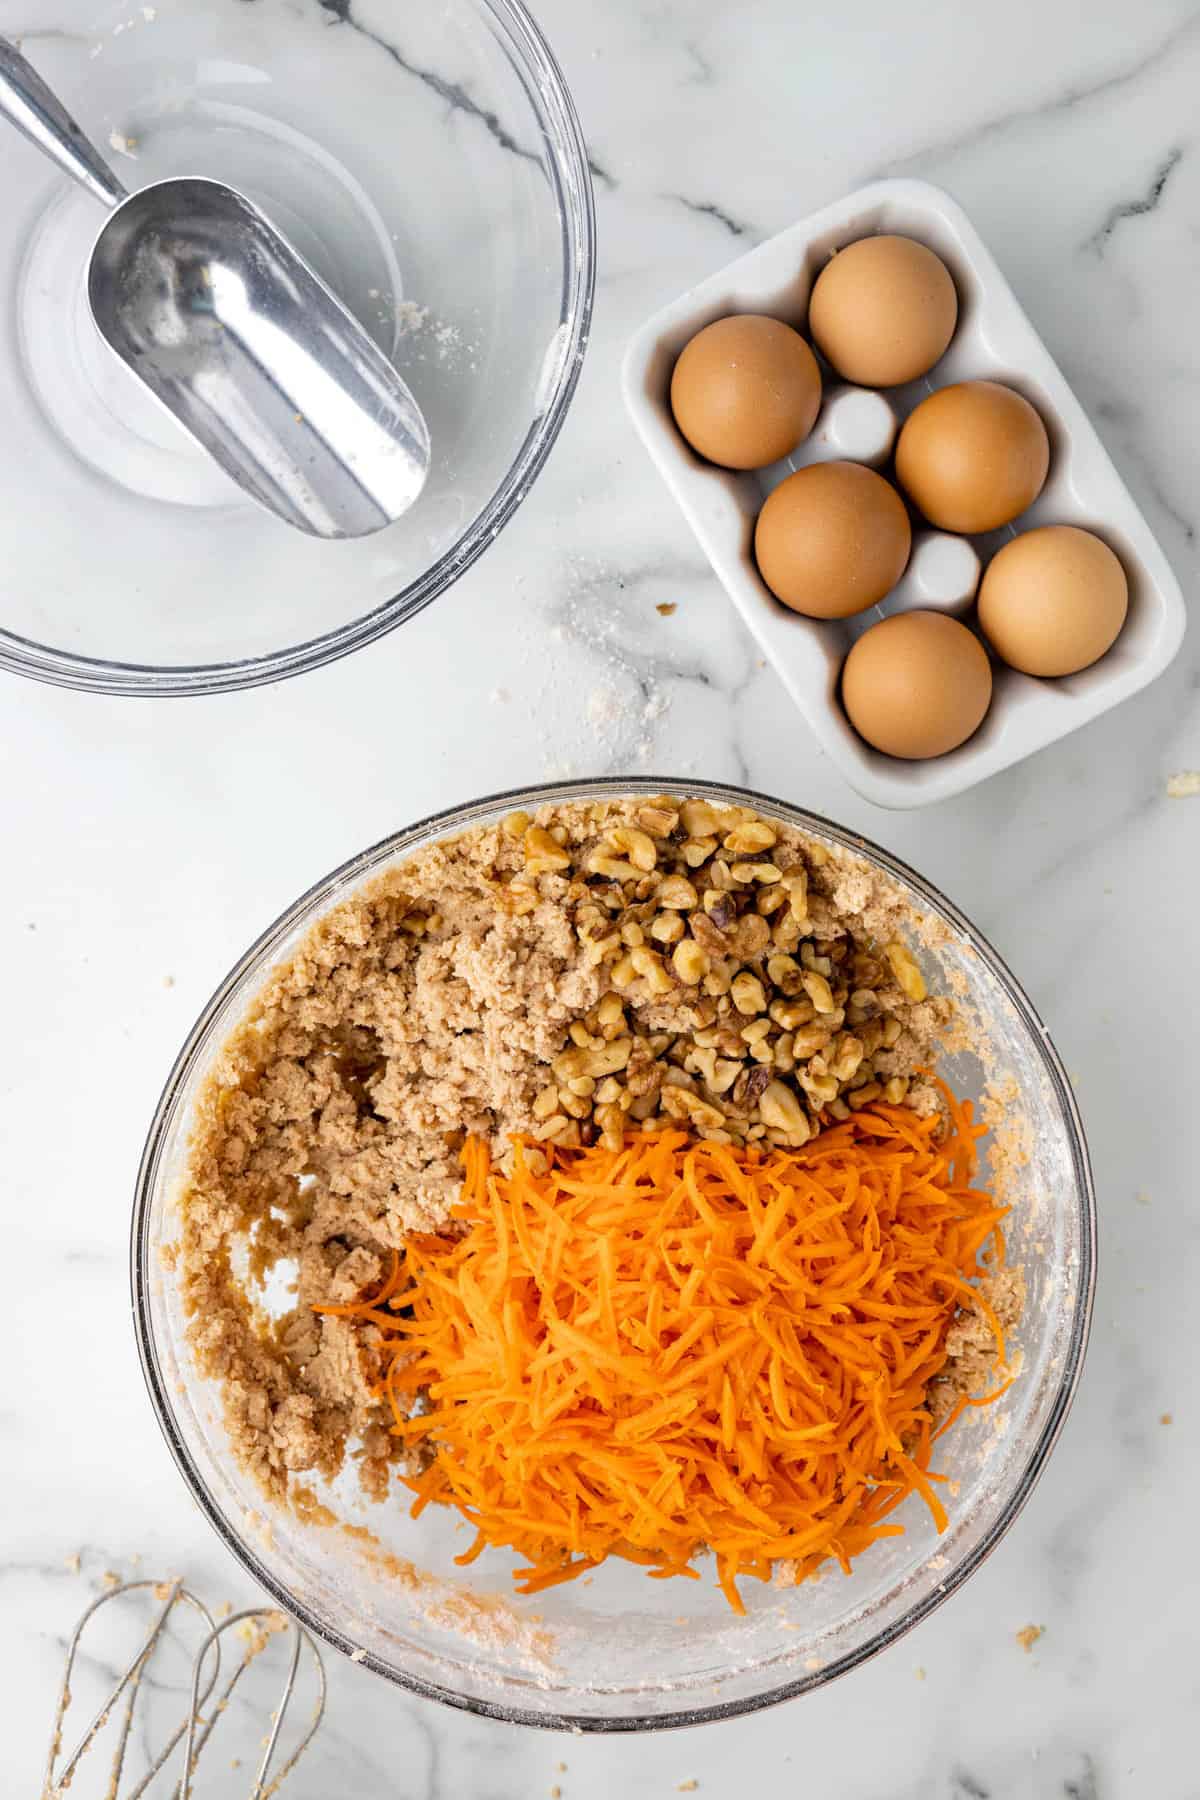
842, 611, 993, 759
670, 314, 822, 469
895, 380, 1050, 533
808, 235, 958, 387
755, 462, 911, 618
978, 525, 1128, 677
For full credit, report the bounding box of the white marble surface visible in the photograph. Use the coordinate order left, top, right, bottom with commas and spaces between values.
4, 0, 1200, 1792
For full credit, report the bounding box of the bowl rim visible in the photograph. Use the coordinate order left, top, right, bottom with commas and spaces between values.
0, 0, 596, 698
131, 776, 1096, 1730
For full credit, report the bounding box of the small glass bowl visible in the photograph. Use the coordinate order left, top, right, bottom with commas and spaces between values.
133, 779, 1095, 1728
0, 0, 593, 694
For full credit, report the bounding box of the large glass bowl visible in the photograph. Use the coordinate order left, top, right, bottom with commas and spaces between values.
132, 779, 1094, 1728
0, 0, 593, 694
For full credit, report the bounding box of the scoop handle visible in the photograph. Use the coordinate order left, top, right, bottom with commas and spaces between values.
0, 36, 126, 209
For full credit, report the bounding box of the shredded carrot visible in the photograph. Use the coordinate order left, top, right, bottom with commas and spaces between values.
315, 1099, 1010, 1612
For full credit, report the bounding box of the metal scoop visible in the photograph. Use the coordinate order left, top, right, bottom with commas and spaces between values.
0, 37, 430, 539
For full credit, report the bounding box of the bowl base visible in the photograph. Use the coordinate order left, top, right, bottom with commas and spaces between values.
0, 0, 592, 692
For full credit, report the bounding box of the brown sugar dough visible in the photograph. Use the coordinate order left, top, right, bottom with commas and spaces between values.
173, 797, 1016, 1513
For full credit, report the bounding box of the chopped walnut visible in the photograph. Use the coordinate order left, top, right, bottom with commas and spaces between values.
501, 797, 947, 1151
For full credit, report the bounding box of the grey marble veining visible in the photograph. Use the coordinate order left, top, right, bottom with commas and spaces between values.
2, 0, 1199, 1793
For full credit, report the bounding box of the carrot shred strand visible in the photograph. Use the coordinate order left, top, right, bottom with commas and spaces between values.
320, 1101, 1011, 1611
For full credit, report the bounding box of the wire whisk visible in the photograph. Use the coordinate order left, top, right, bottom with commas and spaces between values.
42, 1578, 326, 1798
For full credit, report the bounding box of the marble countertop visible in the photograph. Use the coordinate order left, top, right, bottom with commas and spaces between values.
5, 0, 1199, 1793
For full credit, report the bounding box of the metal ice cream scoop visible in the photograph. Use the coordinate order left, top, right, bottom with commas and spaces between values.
0, 36, 430, 539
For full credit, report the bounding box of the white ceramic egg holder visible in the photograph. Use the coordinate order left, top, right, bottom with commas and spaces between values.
622, 178, 1186, 809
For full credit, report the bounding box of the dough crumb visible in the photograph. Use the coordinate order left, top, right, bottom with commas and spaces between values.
1160, 1412, 1173, 1425
395, 301, 430, 335
64, 1551, 81, 1574
656, 602, 678, 616
1166, 770, 1200, 798
1015, 1624, 1044, 1653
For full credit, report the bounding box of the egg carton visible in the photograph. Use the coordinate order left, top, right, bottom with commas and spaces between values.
621, 177, 1186, 809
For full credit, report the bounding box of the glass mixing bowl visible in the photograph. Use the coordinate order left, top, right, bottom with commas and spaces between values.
0, 0, 593, 694
133, 779, 1095, 1728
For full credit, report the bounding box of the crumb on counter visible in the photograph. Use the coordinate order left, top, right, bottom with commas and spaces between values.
1015, 1624, 1044, 1653
656, 602, 678, 616
1166, 770, 1200, 798
64, 1551, 81, 1574
1161, 1412, 1173, 1425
